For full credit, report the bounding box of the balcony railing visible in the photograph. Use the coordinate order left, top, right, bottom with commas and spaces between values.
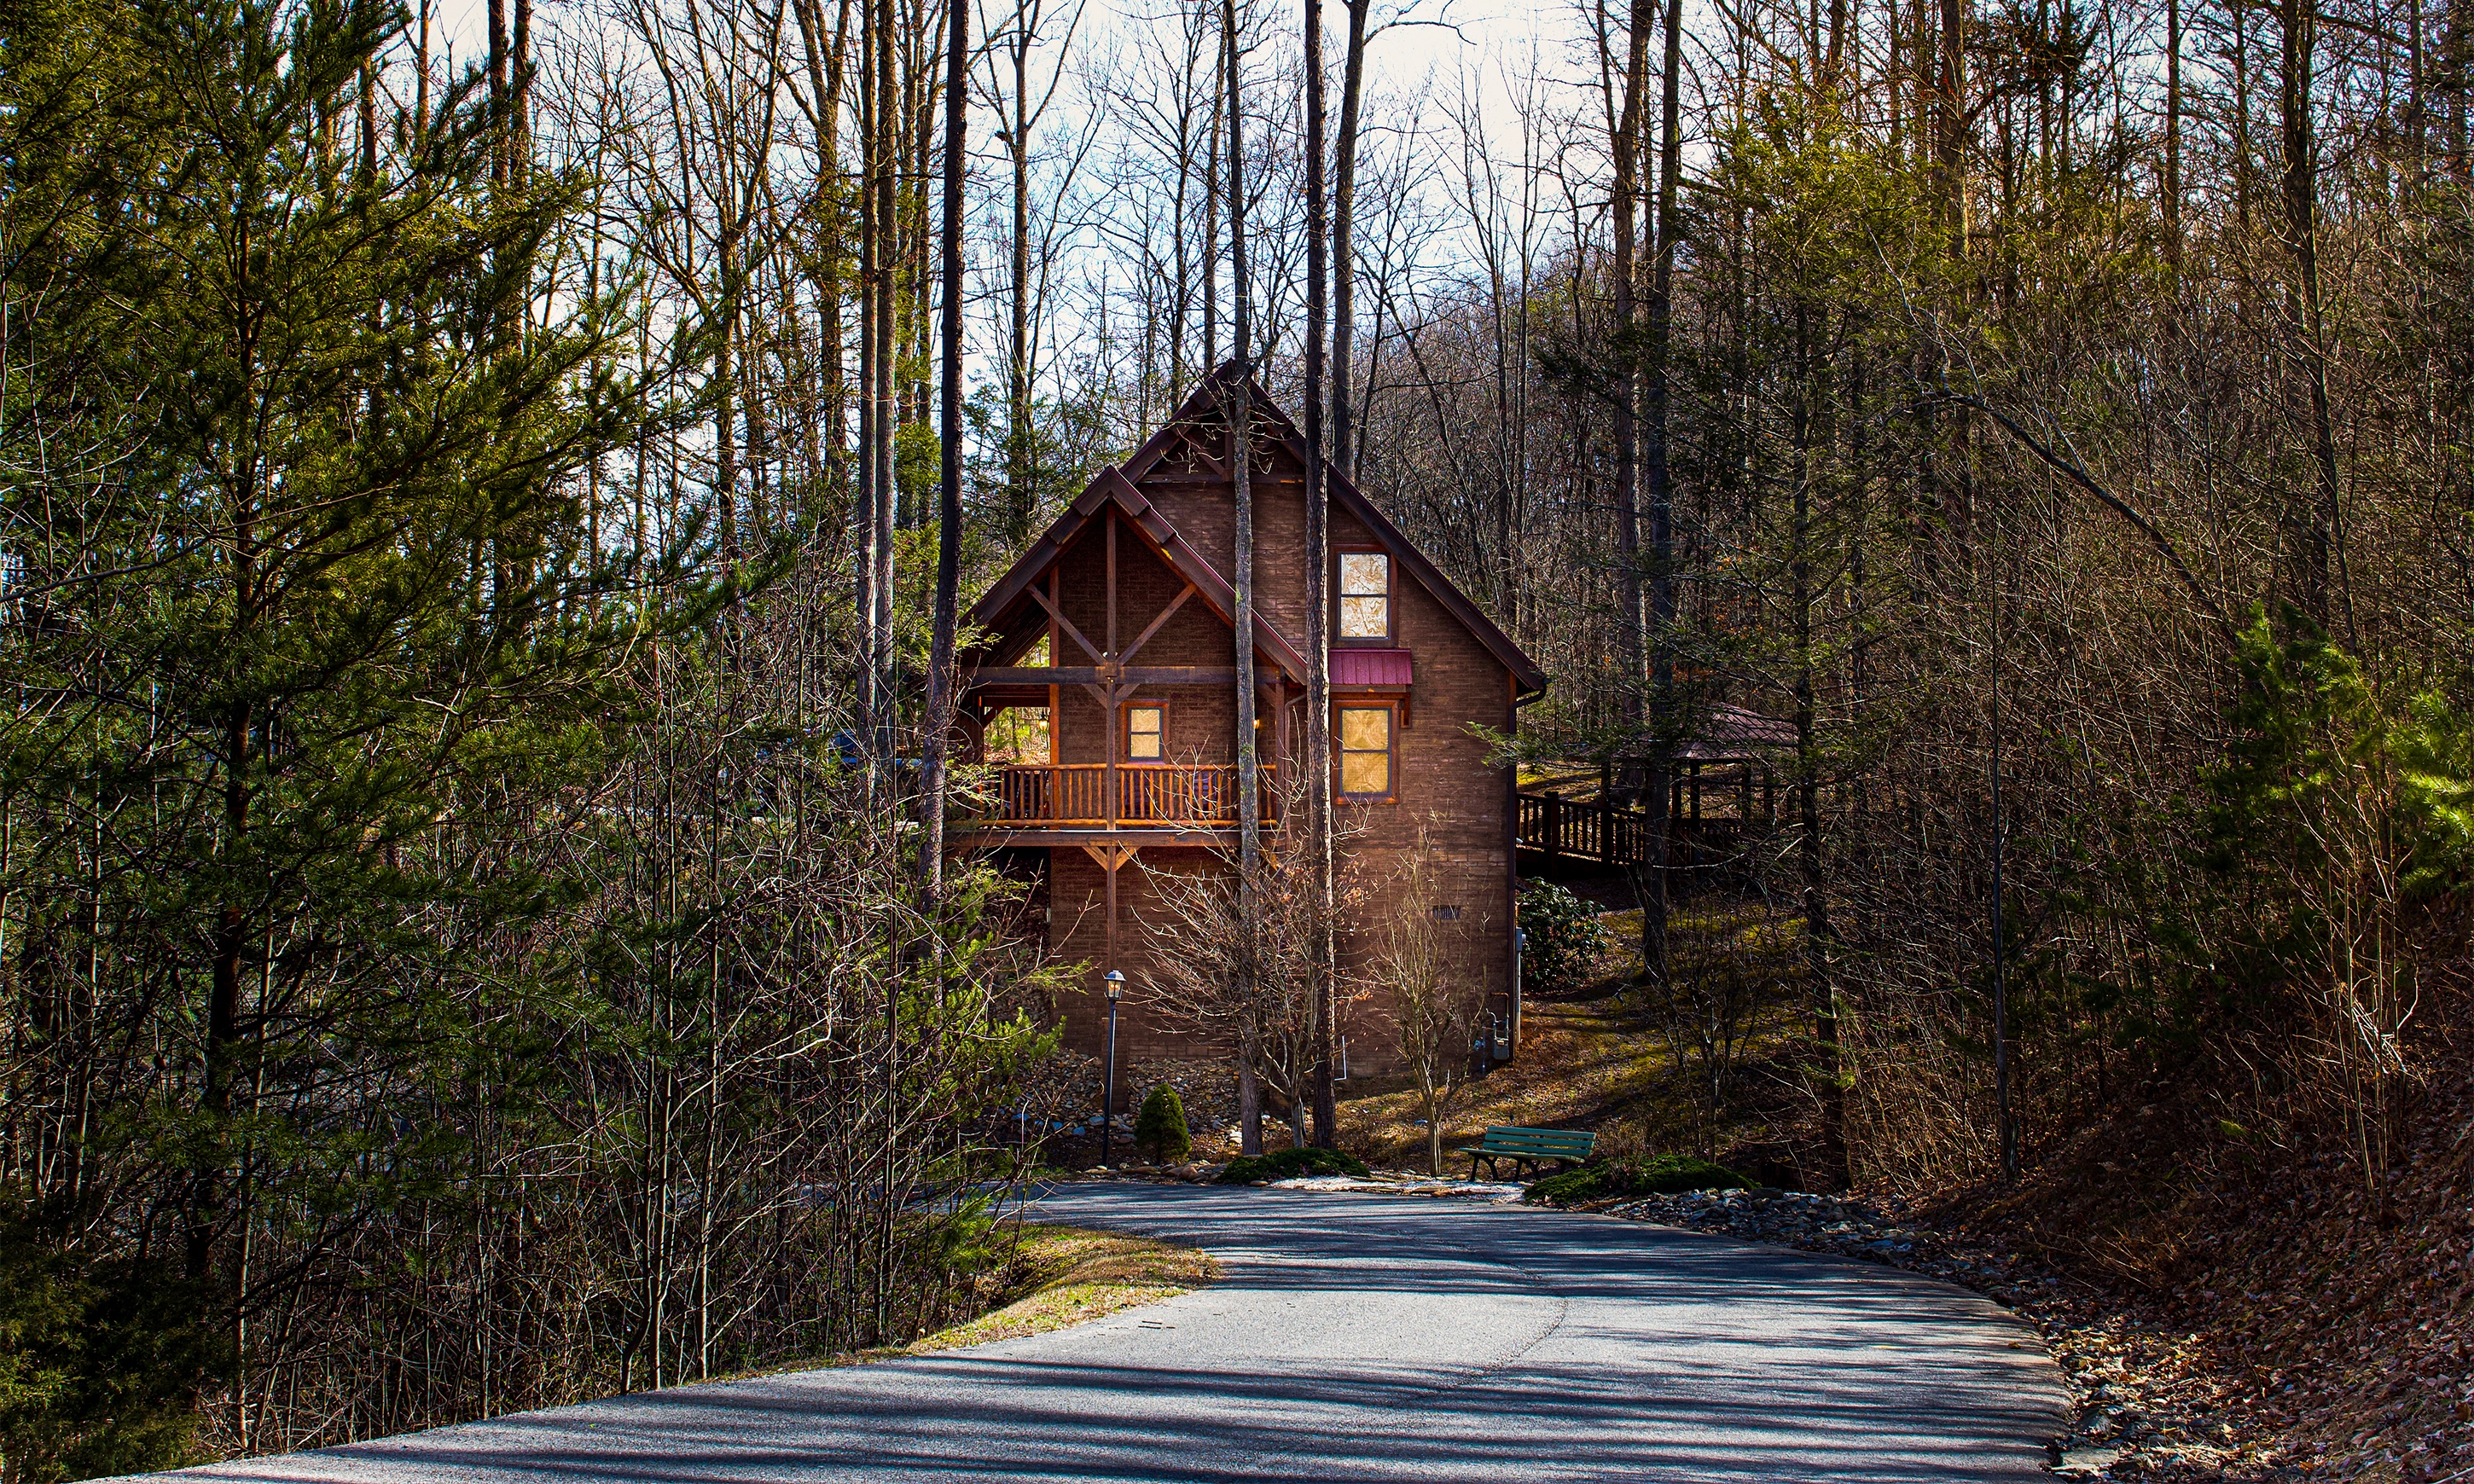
974, 762, 1278, 829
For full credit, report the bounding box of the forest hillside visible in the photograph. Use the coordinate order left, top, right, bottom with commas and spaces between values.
3, 0, 2470, 1475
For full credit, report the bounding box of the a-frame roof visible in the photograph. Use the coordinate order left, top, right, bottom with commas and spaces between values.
1123, 366, 1549, 696
967, 467, 1313, 686
968, 366, 1548, 698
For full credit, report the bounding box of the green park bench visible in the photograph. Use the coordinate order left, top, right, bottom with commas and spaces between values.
1459, 1126, 1596, 1181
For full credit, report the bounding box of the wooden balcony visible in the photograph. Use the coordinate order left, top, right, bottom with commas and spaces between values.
969, 762, 1278, 832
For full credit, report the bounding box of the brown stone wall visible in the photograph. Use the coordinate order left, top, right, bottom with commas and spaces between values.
1045, 844, 1233, 1066
984, 394, 1523, 1094
1108, 414, 1520, 1082
1323, 534, 1517, 1073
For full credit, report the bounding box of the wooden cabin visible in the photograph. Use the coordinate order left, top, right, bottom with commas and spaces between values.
951, 367, 1548, 1085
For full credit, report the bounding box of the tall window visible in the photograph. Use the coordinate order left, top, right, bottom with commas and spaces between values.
1125, 704, 1164, 760
1339, 552, 1391, 641
1338, 704, 1395, 798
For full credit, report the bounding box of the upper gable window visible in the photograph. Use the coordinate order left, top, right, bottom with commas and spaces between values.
1339, 553, 1391, 641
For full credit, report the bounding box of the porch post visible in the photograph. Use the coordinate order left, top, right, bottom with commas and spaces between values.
1106, 513, 1119, 832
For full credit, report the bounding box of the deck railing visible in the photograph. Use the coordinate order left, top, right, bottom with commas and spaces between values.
1517, 775, 1774, 867
977, 762, 1277, 829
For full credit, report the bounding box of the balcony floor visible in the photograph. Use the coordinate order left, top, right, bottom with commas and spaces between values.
947, 825, 1240, 849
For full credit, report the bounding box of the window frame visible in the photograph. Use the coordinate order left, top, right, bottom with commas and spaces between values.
1333, 548, 1395, 646
1123, 699, 1168, 762
1333, 700, 1400, 803
984, 704, 1054, 766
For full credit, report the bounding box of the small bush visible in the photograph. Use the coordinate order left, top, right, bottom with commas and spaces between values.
1135, 1085, 1192, 1164
1217, 1146, 1371, 1184
1518, 880, 1608, 991
1523, 1154, 1756, 1205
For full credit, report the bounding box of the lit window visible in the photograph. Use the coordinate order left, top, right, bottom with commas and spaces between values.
1339, 553, 1391, 640
1126, 704, 1164, 761
1338, 704, 1393, 797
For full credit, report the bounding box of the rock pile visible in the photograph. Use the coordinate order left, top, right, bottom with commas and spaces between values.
1124, 1058, 1240, 1133
1269, 1172, 1527, 1201
1066, 1161, 1222, 1184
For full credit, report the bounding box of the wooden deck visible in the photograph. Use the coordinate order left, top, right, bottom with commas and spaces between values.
1517, 762, 1774, 867
972, 762, 1279, 831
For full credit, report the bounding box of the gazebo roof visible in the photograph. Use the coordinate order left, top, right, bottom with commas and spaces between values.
1668, 702, 1797, 762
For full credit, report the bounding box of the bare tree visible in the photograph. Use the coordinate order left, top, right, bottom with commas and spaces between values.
1376, 827, 1494, 1174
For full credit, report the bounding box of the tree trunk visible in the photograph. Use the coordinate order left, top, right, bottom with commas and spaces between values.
1790, 303, 1847, 1189
1225, 0, 1266, 1167
872, 0, 899, 750
1330, 0, 1371, 483
1008, 38, 1034, 548
2164, 0, 2181, 265
1612, 0, 1651, 804
1937, 0, 1966, 245
2279, 0, 2340, 631
1239, 1041, 1262, 1155
856, 0, 882, 736
920, 0, 966, 892
1640, 0, 1683, 989
1304, 0, 1337, 1148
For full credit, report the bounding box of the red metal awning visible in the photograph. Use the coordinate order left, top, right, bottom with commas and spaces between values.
1330, 648, 1412, 687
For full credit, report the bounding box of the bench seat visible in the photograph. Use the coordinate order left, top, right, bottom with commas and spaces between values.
1459, 1126, 1595, 1181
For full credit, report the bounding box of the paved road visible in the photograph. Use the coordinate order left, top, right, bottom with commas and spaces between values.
154, 1185, 2069, 1483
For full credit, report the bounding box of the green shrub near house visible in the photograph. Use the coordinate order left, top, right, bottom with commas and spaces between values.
1135, 1085, 1192, 1164
1518, 880, 1608, 991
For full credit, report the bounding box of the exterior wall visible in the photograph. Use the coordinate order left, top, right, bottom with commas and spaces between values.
973, 394, 1525, 1094
1316, 513, 1516, 1075
1126, 409, 1519, 1080
1045, 845, 1230, 1064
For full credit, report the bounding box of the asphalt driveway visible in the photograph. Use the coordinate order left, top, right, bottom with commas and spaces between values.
138, 1183, 2070, 1482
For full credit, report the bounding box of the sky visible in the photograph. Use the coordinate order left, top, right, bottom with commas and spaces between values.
415, 0, 1602, 411
420, 0, 1587, 159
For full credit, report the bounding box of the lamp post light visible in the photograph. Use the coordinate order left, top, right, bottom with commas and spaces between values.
1101, 971, 1126, 1168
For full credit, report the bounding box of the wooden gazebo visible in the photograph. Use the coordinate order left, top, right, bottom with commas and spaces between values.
1514, 703, 1795, 867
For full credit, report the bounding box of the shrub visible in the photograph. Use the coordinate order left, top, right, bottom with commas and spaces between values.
1523, 1153, 1756, 1205
1518, 880, 1608, 991
1135, 1084, 1192, 1164
1217, 1146, 1371, 1183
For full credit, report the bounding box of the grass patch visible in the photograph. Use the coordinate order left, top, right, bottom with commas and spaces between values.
1217, 1147, 1372, 1183
1524, 1154, 1757, 1206
906, 1225, 1217, 1354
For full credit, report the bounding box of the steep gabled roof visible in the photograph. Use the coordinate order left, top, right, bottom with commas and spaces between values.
967, 467, 1312, 686
1123, 364, 1549, 697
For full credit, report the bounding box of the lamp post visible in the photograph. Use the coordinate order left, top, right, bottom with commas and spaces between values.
1101, 971, 1125, 1168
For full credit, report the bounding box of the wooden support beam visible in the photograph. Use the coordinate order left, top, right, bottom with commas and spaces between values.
1118, 583, 1198, 665
949, 827, 1233, 848
967, 665, 1243, 688
1025, 583, 1106, 664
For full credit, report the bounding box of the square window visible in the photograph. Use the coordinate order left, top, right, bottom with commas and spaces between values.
986, 706, 1051, 765
1339, 553, 1391, 640
1337, 704, 1393, 798
1126, 704, 1164, 761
